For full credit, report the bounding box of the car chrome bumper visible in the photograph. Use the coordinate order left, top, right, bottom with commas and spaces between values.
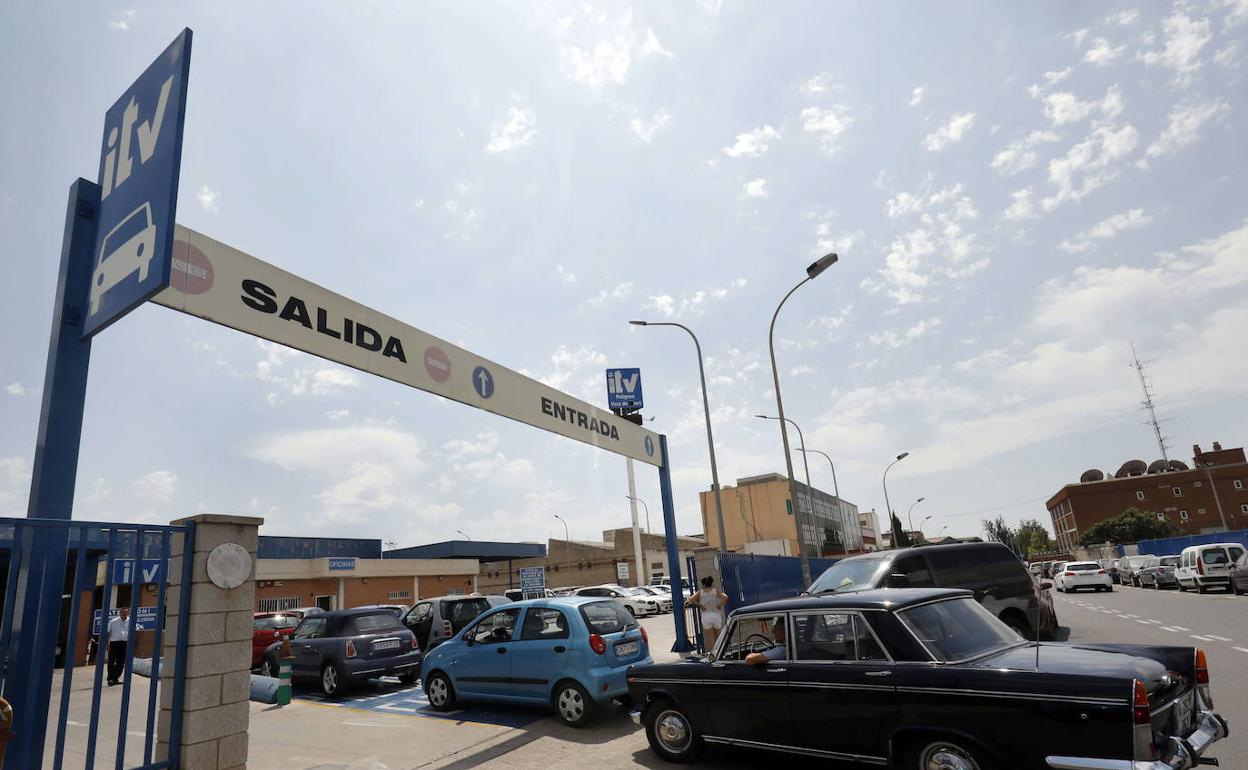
629, 709, 642, 726
1046, 709, 1228, 770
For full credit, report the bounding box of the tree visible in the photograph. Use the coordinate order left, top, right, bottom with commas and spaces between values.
890, 514, 912, 548
982, 515, 1021, 555
1078, 507, 1182, 546
1015, 519, 1054, 556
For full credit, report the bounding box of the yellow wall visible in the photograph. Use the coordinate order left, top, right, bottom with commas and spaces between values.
699, 478, 800, 554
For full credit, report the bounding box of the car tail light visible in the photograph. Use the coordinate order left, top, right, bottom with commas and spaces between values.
411, 636, 420, 652
345, 640, 357, 658
1132, 679, 1150, 725
1097, 569, 1106, 574
1197, 558, 1205, 575
589, 633, 606, 655
1195, 648, 1213, 707
640, 625, 649, 645
443, 620, 453, 637
1064, 571, 1075, 577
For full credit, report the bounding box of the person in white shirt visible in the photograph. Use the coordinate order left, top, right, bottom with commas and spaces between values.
106, 607, 133, 686
685, 576, 728, 652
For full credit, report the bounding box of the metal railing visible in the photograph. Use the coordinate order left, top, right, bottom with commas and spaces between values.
0, 517, 195, 769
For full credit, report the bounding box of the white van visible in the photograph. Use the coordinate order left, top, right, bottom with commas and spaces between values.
1175, 542, 1247, 593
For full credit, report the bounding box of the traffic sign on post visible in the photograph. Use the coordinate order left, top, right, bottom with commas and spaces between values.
520, 566, 546, 599
605, 368, 643, 411
84, 28, 192, 337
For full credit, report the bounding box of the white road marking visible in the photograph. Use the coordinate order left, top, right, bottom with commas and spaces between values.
1233, 647, 1248, 654
1143, 620, 1162, 624
1172, 626, 1191, 632
1122, 613, 1139, 618
1190, 635, 1215, 642
1207, 635, 1233, 641
1135, 620, 1151, 624
1160, 627, 1182, 632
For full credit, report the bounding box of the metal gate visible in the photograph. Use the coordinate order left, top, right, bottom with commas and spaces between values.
0, 517, 195, 769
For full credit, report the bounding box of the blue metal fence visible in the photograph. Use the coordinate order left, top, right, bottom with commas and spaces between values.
0, 517, 194, 769
1137, 528, 1248, 556
717, 552, 841, 614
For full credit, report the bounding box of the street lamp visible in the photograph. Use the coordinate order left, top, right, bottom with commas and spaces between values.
918, 515, 932, 538
553, 514, 570, 569
626, 495, 651, 534
766, 252, 839, 584
906, 497, 926, 532
629, 320, 727, 553
938, 524, 949, 538
455, 529, 471, 541
795, 447, 852, 555
882, 452, 909, 545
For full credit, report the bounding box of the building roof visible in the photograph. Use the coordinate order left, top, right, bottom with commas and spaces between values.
384, 540, 546, 561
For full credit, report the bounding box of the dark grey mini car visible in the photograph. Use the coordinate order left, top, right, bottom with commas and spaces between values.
261, 607, 421, 696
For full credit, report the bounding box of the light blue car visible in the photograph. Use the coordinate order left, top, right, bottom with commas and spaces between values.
420, 596, 652, 727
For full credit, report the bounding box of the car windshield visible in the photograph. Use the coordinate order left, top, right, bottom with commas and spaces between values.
579, 600, 637, 634
807, 556, 889, 594
1203, 548, 1230, 565
897, 598, 1024, 662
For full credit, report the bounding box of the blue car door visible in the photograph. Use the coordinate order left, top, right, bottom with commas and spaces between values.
509, 607, 572, 700
291, 617, 327, 678
455, 608, 520, 697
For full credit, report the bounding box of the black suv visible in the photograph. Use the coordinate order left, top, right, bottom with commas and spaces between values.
805, 542, 1058, 640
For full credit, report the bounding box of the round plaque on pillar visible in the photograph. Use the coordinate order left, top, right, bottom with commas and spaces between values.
206, 542, 252, 589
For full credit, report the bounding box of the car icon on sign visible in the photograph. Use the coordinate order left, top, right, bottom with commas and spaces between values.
90, 202, 157, 316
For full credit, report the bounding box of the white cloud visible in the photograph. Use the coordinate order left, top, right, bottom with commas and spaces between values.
1069, 28, 1091, 47
197, 185, 219, 213
1108, 9, 1140, 25
486, 105, 537, 154
991, 130, 1059, 176
909, 86, 925, 107
1214, 42, 1241, 67
585, 281, 634, 307
1041, 123, 1140, 211
798, 73, 836, 95
0, 457, 30, 517
722, 125, 779, 158
1026, 67, 1074, 98
1140, 100, 1230, 165
556, 265, 576, 285
869, 317, 942, 348
629, 109, 671, 143
108, 9, 134, 31
325, 409, 351, 421
743, 178, 769, 198
1141, 10, 1213, 83
1042, 85, 1123, 127
801, 106, 853, 156
5, 383, 23, 397
641, 278, 749, 319
866, 184, 983, 304
639, 28, 673, 59
255, 340, 362, 396
1059, 208, 1153, 253
134, 470, 177, 506
1084, 37, 1126, 65
922, 112, 975, 151
560, 38, 631, 90
1004, 188, 1037, 221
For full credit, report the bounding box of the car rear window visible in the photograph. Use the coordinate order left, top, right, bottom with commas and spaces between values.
351, 613, 404, 634
441, 598, 491, 631
579, 600, 637, 634
1203, 548, 1230, 565
1067, 562, 1100, 571
1160, 556, 1180, 567
253, 614, 299, 630
898, 598, 1023, 661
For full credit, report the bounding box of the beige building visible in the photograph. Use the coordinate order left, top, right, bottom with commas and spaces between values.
476, 528, 704, 592
698, 473, 863, 556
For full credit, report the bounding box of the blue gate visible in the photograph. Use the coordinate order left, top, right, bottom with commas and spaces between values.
0, 517, 195, 769
717, 552, 841, 614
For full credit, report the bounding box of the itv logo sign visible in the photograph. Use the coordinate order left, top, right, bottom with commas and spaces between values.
605, 368, 643, 411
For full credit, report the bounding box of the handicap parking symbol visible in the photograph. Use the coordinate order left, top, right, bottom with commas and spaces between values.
472, 366, 495, 399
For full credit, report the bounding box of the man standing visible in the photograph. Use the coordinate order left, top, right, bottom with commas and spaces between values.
106, 606, 133, 686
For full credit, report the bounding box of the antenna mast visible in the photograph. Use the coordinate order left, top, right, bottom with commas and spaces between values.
1130, 342, 1169, 463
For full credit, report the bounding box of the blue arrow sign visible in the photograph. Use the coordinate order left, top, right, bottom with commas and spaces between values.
473, 366, 495, 399
84, 29, 192, 337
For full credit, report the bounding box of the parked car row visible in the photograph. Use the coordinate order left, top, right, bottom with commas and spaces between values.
1118, 542, 1248, 594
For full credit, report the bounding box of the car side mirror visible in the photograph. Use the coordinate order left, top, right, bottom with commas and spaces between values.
886, 573, 911, 588
1040, 581, 1053, 590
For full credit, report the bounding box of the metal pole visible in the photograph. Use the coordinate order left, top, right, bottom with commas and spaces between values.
787, 421, 817, 557
907, 497, 925, 532
630, 322, 727, 552
883, 454, 907, 545
554, 515, 569, 571
1206, 467, 1229, 530
799, 448, 850, 555
627, 496, 651, 535
657, 435, 693, 652
626, 460, 644, 587
768, 277, 814, 584
6, 179, 100, 769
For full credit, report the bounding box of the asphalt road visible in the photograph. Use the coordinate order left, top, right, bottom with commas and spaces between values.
1054, 581, 1246, 767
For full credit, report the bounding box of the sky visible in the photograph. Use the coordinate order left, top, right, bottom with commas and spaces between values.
1, 1, 1246, 550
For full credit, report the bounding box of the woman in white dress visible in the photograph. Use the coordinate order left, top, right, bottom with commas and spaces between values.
685, 575, 728, 652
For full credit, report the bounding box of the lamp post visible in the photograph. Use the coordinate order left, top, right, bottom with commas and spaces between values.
766, 252, 839, 584
553, 514, 570, 570
455, 529, 471, 541
918, 515, 932, 539
626, 495, 651, 534
629, 320, 727, 553
882, 452, 909, 544
938, 524, 949, 538
906, 497, 926, 532
796, 447, 852, 555
756, 415, 817, 560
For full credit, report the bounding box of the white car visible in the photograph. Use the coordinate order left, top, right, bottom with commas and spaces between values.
1054, 561, 1113, 593
1176, 542, 1247, 594
573, 584, 659, 617
90, 202, 157, 315
631, 586, 673, 612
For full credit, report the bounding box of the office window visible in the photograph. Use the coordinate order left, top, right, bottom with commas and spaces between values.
1198, 508, 1207, 515
1180, 510, 1189, 521
1157, 512, 1166, 520
1235, 480, 1244, 490
1136, 491, 1145, 501
1194, 481, 1203, 487
1172, 487, 1182, 497
1241, 504, 1248, 514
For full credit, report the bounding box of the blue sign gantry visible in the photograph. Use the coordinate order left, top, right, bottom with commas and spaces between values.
605, 367, 643, 411
84, 28, 193, 337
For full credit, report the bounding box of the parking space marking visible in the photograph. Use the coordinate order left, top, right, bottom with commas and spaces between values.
293, 679, 546, 729
1160, 627, 1182, 632
1190, 635, 1215, 642
1234, 647, 1248, 654
1207, 635, 1233, 641
1135, 620, 1152, 624
1172, 626, 1191, 631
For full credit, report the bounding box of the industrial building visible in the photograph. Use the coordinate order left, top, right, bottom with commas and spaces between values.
698, 473, 862, 556
1047, 442, 1248, 553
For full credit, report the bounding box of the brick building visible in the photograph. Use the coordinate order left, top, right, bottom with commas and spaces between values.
1047, 442, 1248, 553
697, 473, 863, 556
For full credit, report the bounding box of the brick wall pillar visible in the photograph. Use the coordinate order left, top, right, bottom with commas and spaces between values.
157, 513, 263, 770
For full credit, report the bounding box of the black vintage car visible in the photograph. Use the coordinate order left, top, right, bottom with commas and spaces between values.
627, 589, 1227, 769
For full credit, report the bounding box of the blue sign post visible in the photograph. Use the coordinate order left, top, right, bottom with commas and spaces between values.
519, 566, 546, 599
7, 30, 193, 769
605, 367, 643, 411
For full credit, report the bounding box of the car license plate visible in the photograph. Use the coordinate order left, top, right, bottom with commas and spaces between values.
1174, 691, 1193, 731
373, 639, 400, 651
615, 640, 640, 656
